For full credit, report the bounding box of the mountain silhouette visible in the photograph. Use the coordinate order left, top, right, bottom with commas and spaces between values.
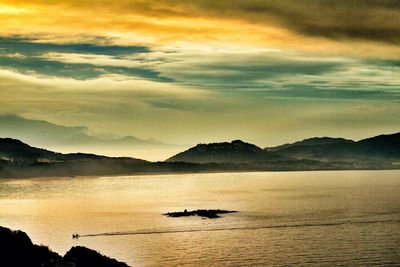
265, 132, 400, 162
0, 114, 177, 148
166, 140, 286, 163
0, 132, 399, 178
0, 137, 117, 163
0, 137, 149, 177
0, 114, 186, 161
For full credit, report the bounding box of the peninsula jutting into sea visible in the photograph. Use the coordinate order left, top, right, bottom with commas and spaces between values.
0, 131, 398, 178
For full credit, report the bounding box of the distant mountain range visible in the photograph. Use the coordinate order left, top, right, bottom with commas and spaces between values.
0, 115, 183, 161
0, 138, 142, 163
0, 114, 170, 147
0, 132, 399, 178
264, 133, 400, 162
0, 138, 148, 177
167, 133, 400, 164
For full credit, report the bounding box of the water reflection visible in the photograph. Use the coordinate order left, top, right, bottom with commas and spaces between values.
0, 171, 399, 266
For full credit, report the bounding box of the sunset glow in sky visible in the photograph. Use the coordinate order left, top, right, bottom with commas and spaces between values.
0, 0, 399, 154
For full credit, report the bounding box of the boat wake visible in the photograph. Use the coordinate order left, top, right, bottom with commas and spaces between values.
76, 218, 400, 238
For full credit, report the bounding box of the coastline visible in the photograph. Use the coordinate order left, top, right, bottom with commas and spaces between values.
1, 165, 399, 180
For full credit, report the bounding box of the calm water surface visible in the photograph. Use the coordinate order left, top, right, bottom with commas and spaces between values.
0, 171, 399, 266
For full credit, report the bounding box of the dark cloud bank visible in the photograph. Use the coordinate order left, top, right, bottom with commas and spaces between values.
135, 0, 400, 44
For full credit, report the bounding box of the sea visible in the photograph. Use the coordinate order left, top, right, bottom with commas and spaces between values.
0, 170, 399, 266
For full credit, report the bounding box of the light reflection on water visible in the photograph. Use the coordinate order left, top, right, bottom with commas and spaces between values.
0, 170, 399, 266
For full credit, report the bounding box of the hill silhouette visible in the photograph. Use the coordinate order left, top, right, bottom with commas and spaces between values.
0, 137, 149, 177
0, 132, 399, 178
265, 132, 400, 162
0, 137, 255, 177
166, 140, 286, 163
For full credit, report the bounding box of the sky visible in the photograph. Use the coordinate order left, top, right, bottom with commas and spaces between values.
0, 0, 399, 158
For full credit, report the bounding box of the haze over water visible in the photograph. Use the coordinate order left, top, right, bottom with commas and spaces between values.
0, 171, 399, 266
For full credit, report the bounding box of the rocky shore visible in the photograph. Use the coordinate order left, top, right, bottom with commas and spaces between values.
0, 226, 129, 267
164, 209, 237, 219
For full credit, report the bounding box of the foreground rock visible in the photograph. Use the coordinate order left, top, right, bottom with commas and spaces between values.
164, 209, 237, 219
64, 246, 128, 267
0, 226, 129, 267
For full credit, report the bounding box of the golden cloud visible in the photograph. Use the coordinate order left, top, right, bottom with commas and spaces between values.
0, 0, 399, 58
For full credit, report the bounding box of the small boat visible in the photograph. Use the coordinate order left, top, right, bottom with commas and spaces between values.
72, 234, 80, 239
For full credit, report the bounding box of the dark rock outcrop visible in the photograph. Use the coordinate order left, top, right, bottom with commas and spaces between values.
164, 209, 237, 219
0, 226, 129, 267
0, 226, 62, 267
64, 246, 128, 267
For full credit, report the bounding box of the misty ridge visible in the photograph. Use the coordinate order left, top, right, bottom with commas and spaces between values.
0, 130, 399, 178
0, 114, 186, 161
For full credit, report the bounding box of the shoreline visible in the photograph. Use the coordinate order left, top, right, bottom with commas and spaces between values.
0, 167, 399, 180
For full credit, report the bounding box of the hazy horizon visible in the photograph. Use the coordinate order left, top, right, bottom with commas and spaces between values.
1, 114, 398, 161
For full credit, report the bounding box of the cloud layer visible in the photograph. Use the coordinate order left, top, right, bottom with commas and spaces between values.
0, 2, 399, 152
173, 0, 400, 44
5, 0, 397, 43
1, 1, 400, 58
